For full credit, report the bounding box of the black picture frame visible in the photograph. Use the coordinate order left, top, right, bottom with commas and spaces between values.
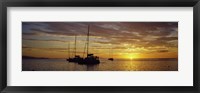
0, 0, 199, 93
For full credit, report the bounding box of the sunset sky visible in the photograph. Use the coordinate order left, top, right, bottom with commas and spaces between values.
22, 22, 178, 59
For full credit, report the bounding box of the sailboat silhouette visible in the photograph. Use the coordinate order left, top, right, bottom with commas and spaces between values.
78, 24, 100, 65
108, 46, 114, 61
66, 36, 83, 62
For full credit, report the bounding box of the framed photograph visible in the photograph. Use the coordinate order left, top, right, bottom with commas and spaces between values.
0, 0, 199, 93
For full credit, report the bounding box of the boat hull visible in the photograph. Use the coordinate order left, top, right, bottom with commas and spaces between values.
78, 58, 100, 65
66, 58, 84, 63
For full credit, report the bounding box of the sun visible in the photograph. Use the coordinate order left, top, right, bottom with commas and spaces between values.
125, 53, 136, 60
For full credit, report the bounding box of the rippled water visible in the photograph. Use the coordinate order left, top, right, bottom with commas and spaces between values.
22, 59, 178, 71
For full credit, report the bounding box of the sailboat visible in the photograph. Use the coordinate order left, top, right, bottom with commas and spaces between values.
66, 36, 83, 62
66, 42, 73, 62
108, 47, 114, 61
108, 58, 114, 61
78, 25, 100, 65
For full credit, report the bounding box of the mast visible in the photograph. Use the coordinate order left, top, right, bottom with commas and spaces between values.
68, 42, 70, 58
111, 47, 113, 58
86, 25, 90, 57
74, 35, 77, 56
83, 42, 86, 58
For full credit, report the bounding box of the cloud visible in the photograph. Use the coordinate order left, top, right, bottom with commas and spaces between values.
22, 38, 67, 43
157, 50, 169, 53
22, 22, 178, 53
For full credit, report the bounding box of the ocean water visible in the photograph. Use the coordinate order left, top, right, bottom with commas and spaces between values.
22, 58, 178, 71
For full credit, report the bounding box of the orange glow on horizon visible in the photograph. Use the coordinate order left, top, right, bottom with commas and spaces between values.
23, 47, 178, 59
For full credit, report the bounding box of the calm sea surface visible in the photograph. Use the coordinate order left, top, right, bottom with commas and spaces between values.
22, 59, 178, 71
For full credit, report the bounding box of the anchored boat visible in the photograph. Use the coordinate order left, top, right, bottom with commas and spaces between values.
66, 36, 83, 62
78, 24, 100, 65
108, 46, 114, 61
